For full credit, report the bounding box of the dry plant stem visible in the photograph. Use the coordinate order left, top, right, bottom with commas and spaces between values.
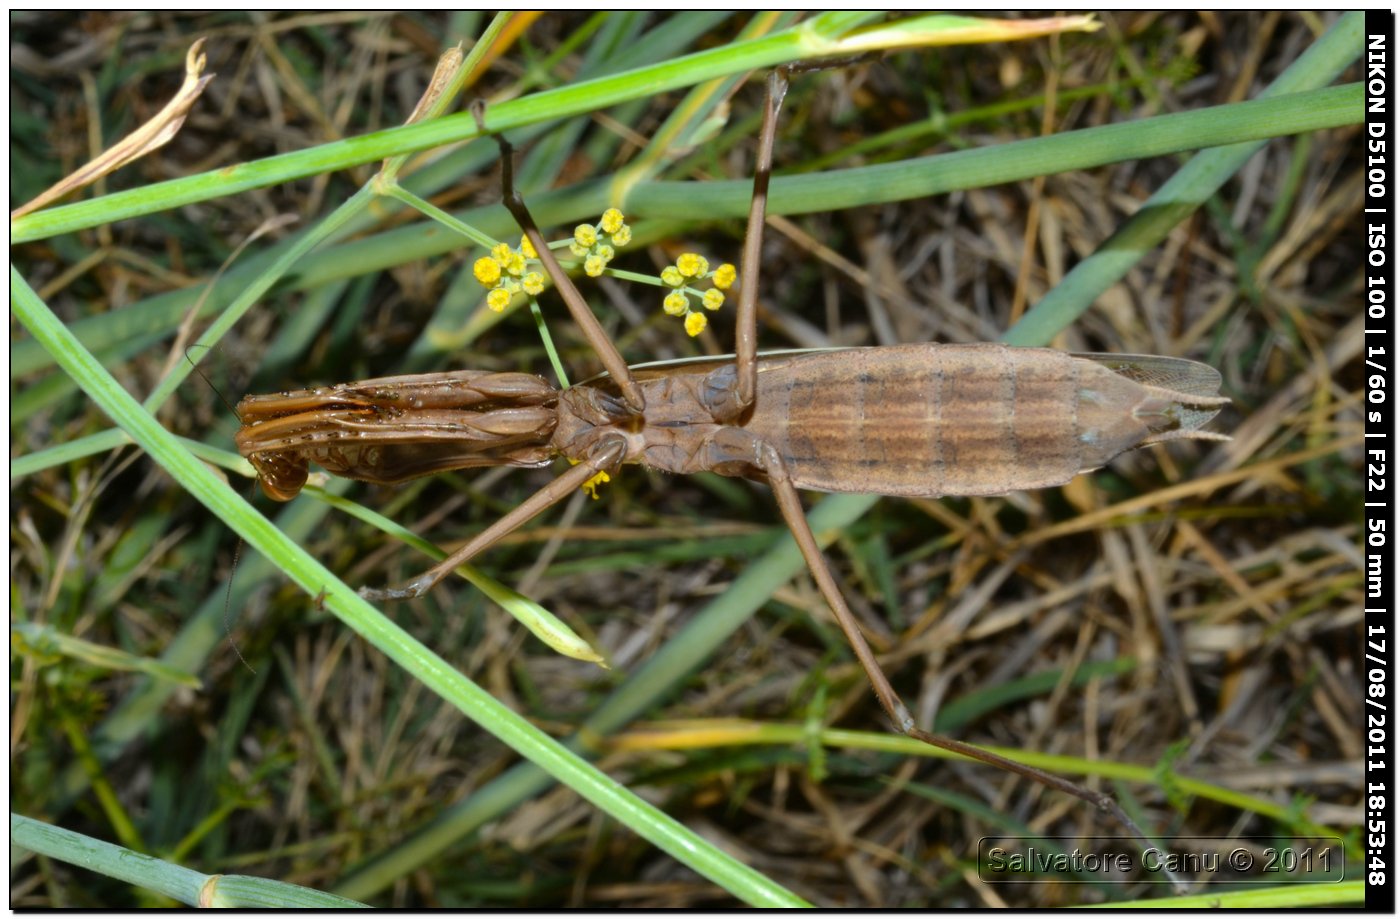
468, 99, 646, 415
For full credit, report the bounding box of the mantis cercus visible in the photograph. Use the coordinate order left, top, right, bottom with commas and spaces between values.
236, 66, 1228, 857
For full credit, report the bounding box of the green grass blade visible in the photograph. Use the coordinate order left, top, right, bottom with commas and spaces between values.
9, 12, 891, 243
332, 492, 878, 900
10, 266, 807, 908
630, 83, 1360, 220
11, 81, 1358, 386
1007, 11, 1363, 346
11, 813, 370, 908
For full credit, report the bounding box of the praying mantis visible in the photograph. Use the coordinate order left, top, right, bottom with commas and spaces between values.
237, 67, 1228, 857
11, 10, 1365, 908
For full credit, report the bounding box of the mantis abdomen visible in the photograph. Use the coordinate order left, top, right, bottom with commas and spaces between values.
741, 343, 1229, 497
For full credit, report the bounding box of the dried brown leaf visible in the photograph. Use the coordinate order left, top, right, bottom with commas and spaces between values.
11, 38, 214, 220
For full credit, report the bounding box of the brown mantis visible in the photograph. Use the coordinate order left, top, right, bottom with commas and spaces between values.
236, 69, 1228, 852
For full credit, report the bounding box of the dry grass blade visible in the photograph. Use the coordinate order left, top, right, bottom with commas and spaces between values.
11, 38, 213, 220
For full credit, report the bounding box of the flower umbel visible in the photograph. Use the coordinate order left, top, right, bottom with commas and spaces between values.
657, 254, 737, 337
473, 210, 631, 313
567, 211, 629, 273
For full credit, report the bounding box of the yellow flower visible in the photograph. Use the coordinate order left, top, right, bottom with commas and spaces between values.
574, 224, 598, 248
676, 252, 708, 278
503, 251, 526, 276
595, 244, 615, 264
581, 470, 610, 500
519, 234, 537, 259
486, 287, 512, 312
584, 254, 605, 278
491, 242, 513, 264
610, 224, 632, 247
663, 291, 688, 316
660, 266, 683, 287
600, 208, 624, 234
702, 288, 725, 311
713, 263, 737, 290
473, 257, 501, 287
522, 271, 545, 295
684, 311, 707, 337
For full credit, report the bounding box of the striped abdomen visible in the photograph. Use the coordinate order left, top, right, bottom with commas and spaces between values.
743, 343, 1227, 498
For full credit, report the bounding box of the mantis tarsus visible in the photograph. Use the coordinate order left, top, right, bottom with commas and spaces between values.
236, 65, 1229, 861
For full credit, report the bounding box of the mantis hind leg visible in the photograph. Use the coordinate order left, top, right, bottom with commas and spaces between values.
743, 432, 1176, 877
